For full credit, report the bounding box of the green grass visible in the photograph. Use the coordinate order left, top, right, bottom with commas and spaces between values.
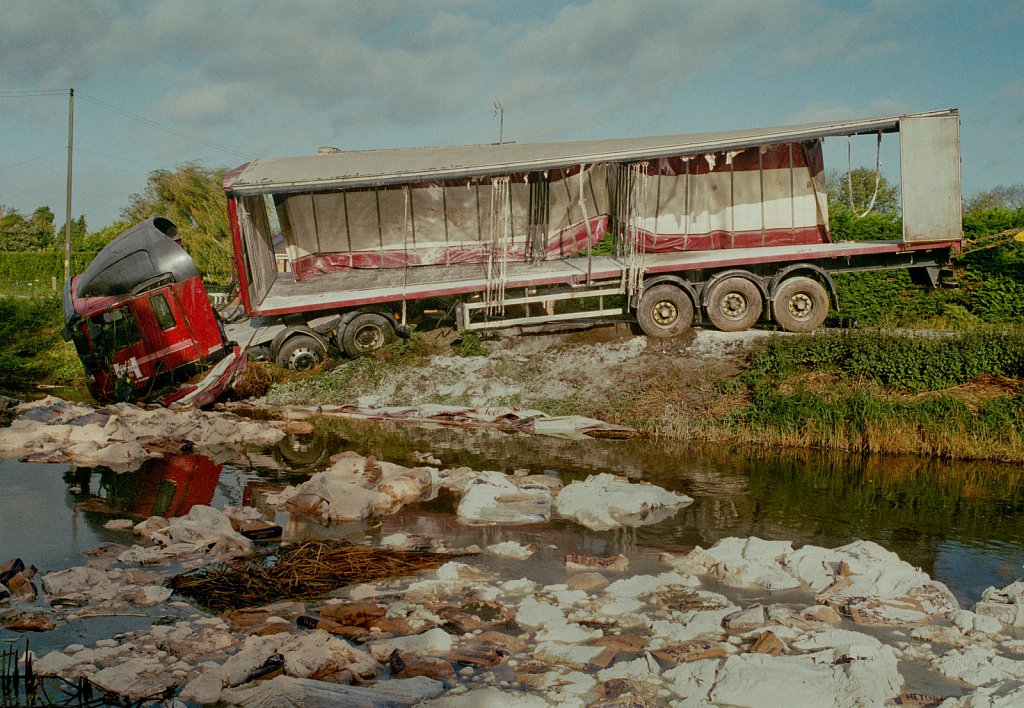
0, 296, 85, 399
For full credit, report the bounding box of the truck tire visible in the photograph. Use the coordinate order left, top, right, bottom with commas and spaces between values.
341, 313, 395, 357
706, 276, 762, 332
276, 334, 325, 371
773, 276, 829, 332
636, 284, 694, 338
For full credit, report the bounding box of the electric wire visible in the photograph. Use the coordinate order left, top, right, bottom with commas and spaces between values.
0, 148, 65, 172
76, 91, 249, 159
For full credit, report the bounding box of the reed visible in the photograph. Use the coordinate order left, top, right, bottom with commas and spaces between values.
168, 539, 457, 611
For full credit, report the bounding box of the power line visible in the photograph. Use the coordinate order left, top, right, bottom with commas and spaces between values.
0, 148, 65, 172
77, 91, 249, 159
72, 146, 155, 167
0, 89, 66, 97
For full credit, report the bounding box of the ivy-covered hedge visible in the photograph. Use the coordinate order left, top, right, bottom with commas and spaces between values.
0, 250, 98, 285
829, 205, 1024, 326
749, 329, 1024, 392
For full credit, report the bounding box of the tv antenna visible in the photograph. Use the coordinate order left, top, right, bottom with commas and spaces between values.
489, 100, 504, 143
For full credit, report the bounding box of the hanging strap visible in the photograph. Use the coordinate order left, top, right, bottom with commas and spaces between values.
847, 132, 883, 218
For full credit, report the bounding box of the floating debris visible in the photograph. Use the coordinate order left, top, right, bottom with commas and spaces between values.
168, 539, 459, 611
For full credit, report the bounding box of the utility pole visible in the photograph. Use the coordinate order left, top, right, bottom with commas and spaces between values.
64, 88, 74, 285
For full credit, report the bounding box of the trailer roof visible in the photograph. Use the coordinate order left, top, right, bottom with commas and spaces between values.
223, 109, 957, 195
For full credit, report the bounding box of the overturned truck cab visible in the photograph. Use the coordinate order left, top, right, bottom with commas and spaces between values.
61, 217, 246, 407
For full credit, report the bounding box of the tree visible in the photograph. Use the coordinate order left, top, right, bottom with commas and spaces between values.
0, 205, 56, 251
825, 167, 900, 215
74, 221, 130, 252
964, 184, 1024, 216
122, 162, 233, 281
55, 214, 86, 247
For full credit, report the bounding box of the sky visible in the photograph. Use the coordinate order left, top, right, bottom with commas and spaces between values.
1, 0, 1022, 231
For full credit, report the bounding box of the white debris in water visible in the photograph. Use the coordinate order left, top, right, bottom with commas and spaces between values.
553, 473, 692, 531
710, 642, 903, 708
116, 505, 253, 565
371, 627, 454, 658
679, 536, 801, 590
604, 572, 700, 599
41, 565, 170, 609
667, 536, 960, 626
420, 686, 548, 707
456, 471, 552, 525
933, 646, 1024, 687
0, 396, 285, 469
486, 541, 536, 560
268, 452, 432, 521
975, 579, 1024, 627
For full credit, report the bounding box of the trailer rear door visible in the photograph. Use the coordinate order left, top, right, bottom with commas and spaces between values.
900, 113, 962, 242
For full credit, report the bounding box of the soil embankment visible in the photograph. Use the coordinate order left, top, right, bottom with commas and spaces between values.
260, 324, 1024, 462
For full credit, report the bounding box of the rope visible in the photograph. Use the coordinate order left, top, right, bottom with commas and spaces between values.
485, 176, 511, 314
847, 132, 883, 218
578, 164, 594, 283
623, 163, 648, 300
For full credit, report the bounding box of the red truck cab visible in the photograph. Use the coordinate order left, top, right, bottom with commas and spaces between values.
62, 217, 245, 406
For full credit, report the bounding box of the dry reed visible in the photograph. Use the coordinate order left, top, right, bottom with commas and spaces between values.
168, 539, 457, 611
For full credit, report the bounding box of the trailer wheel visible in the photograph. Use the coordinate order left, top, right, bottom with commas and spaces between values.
773, 276, 829, 332
636, 284, 694, 338
341, 313, 395, 357
706, 276, 762, 332
276, 334, 325, 371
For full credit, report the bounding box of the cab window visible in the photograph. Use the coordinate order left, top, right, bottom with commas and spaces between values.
93, 307, 141, 353
150, 293, 177, 330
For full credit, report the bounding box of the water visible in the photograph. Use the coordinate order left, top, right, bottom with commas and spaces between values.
4, 418, 1024, 653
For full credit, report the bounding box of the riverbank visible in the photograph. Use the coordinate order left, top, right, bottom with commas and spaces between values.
260, 325, 1024, 463
3, 290, 1022, 462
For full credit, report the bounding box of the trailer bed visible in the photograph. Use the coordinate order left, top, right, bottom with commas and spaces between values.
252, 239, 957, 316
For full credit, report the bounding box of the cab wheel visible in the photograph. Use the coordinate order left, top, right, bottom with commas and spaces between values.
276, 334, 325, 371
341, 313, 395, 357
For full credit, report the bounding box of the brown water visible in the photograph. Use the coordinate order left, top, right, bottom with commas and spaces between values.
4, 419, 1024, 655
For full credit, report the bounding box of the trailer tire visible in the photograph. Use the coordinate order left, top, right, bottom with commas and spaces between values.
706, 276, 762, 332
341, 313, 395, 357
636, 284, 694, 338
276, 334, 325, 371
773, 276, 829, 332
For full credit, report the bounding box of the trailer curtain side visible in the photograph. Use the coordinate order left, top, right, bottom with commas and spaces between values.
235, 140, 828, 287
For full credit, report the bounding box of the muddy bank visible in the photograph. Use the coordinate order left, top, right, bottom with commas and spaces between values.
261, 326, 766, 432
259, 325, 1024, 462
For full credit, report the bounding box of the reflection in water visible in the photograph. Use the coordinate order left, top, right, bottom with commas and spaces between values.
262, 418, 1024, 605
66, 454, 223, 520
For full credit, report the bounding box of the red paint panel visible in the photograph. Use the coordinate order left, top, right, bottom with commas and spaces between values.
227, 198, 252, 314
647, 141, 818, 176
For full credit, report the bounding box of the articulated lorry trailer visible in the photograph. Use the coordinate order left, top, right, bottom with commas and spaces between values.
64, 110, 962, 403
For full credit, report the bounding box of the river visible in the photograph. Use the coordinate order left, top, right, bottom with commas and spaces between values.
3, 417, 1024, 656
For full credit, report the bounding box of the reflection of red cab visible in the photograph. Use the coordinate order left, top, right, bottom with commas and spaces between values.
133, 454, 223, 518
62, 217, 245, 406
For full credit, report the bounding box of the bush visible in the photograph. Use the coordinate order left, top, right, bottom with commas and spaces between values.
749, 330, 1024, 392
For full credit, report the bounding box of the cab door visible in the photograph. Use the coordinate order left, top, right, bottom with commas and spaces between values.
137, 287, 201, 375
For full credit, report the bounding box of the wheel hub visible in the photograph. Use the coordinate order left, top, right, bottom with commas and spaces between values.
787, 293, 813, 320
289, 348, 317, 371
721, 292, 748, 319
652, 301, 678, 327
354, 325, 384, 351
